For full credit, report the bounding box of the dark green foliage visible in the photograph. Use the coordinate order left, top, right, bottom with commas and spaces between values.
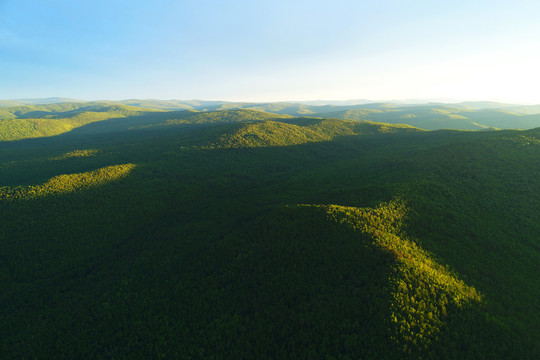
0, 107, 539, 358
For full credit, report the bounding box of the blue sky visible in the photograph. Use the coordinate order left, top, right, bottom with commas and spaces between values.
1, 0, 539, 102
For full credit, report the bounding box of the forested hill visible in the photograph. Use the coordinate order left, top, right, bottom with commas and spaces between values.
188, 118, 421, 149
115, 99, 540, 130
116, 99, 540, 130
0, 104, 293, 142
315, 105, 540, 130
0, 102, 421, 143
0, 104, 539, 358
0, 103, 155, 141
3, 99, 540, 134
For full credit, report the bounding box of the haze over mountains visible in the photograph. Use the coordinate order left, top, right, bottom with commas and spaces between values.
1, 98, 540, 139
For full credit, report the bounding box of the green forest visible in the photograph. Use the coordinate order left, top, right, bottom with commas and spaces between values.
0, 101, 539, 358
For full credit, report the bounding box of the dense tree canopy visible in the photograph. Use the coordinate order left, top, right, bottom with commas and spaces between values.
0, 106, 539, 358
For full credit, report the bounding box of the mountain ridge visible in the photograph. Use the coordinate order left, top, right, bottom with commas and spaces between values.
3, 99, 540, 131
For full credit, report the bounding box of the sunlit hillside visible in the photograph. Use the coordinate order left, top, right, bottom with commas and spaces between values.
3, 100, 540, 146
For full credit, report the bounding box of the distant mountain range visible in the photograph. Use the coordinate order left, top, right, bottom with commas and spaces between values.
0, 97, 85, 107
1, 98, 540, 131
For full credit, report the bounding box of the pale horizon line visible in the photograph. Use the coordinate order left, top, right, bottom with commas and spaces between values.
3, 96, 540, 106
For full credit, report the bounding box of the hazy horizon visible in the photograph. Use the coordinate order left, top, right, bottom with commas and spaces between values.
2, 1, 539, 103
2, 96, 539, 107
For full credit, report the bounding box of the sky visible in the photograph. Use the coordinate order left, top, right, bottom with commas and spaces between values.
1, 0, 540, 103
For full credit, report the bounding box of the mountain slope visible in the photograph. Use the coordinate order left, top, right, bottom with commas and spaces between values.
317, 105, 540, 130
194, 118, 422, 149
0, 108, 539, 358
0, 107, 296, 142
0, 103, 158, 141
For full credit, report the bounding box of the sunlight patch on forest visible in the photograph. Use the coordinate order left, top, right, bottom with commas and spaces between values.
50, 149, 102, 160
303, 199, 482, 353
0, 164, 136, 201
193, 119, 421, 150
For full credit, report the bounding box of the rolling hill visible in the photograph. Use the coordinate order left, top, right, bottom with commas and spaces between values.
0, 102, 539, 358
4, 99, 540, 132
316, 104, 540, 130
